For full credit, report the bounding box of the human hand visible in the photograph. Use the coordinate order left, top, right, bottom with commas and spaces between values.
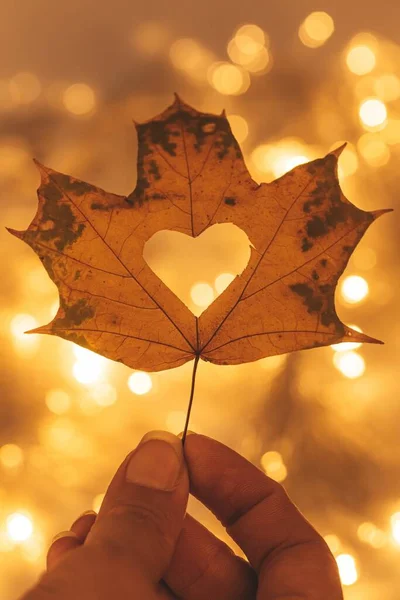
22, 431, 343, 599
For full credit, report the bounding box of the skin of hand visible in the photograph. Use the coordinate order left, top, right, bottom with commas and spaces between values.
21, 431, 343, 600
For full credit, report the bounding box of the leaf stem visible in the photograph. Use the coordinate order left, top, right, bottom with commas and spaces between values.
181, 354, 200, 446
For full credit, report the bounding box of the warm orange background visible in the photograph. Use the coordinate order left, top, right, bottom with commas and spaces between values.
0, 2, 399, 598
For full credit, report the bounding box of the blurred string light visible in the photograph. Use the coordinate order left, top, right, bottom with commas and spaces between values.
357, 134, 390, 167
346, 45, 376, 75
169, 38, 214, 82
331, 325, 363, 352
8, 72, 41, 104
127, 371, 153, 395
131, 21, 170, 56
90, 382, 117, 407
45, 389, 71, 415
359, 98, 387, 129
298, 12, 335, 48
340, 275, 369, 304
0, 444, 24, 469
6, 513, 33, 543
357, 522, 387, 548
227, 115, 249, 143
391, 512, 400, 544
374, 74, 400, 101
214, 272, 235, 295
227, 24, 271, 75
72, 344, 107, 385
190, 282, 215, 308
336, 554, 358, 586
260, 450, 287, 482
92, 493, 105, 513
251, 140, 311, 178
9, 313, 40, 357
63, 83, 96, 116
333, 351, 366, 379
353, 247, 377, 271
208, 62, 250, 95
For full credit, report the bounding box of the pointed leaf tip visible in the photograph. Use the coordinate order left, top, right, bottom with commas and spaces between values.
6, 227, 24, 240
173, 92, 184, 106
371, 207, 394, 220
220, 108, 227, 117
329, 142, 347, 159
343, 326, 384, 345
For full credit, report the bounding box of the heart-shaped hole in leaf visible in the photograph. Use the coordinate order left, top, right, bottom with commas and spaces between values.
143, 223, 251, 316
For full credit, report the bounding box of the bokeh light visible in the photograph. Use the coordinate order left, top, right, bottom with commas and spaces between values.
359, 98, 387, 129
341, 275, 369, 303
63, 83, 96, 115
45, 389, 71, 415
346, 45, 376, 75
127, 372, 153, 395
190, 282, 215, 308
0, 444, 24, 469
9, 72, 41, 104
298, 12, 335, 48
227, 114, 249, 143
6, 513, 33, 543
390, 512, 400, 545
324, 534, 342, 555
208, 62, 250, 95
336, 553, 358, 586
260, 450, 288, 482
374, 74, 400, 101
333, 351, 366, 379
357, 522, 387, 548
214, 272, 235, 295
358, 135, 390, 167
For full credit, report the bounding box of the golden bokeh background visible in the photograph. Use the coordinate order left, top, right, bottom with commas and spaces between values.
1, 2, 399, 598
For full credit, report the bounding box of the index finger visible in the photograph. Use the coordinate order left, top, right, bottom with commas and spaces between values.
183, 433, 342, 599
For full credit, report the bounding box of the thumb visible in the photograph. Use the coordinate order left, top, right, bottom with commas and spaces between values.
86, 430, 189, 583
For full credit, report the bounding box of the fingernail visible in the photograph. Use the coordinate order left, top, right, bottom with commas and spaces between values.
126, 431, 183, 491
77, 510, 97, 519
51, 530, 77, 544
177, 430, 196, 439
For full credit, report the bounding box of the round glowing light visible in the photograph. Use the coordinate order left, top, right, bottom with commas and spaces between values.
346, 45, 376, 75
10, 313, 38, 339
90, 383, 117, 407
341, 275, 369, 303
45, 389, 71, 415
6, 513, 33, 543
260, 451, 287, 482
375, 74, 400, 102
357, 522, 387, 548
331, 325, 363, 352
170, 38, 205, 71
251, 144, 272, 172
251, 142, 310, 178
0, 444, 24, 469
128, 371, 153, 395
274, 154, 309, 177
338, 145, 359, 178
323, 534, 341, 554
333, 351, 366, 379
359, 98, 387, 129
131, 21, 170, 56
391, 512, 400, 544
92, 493, 105, 513
227, 115, 249, 143
190, 282, 215, 308
235, 24, 266, 51
336, 554, 358, 586
9, 72, 41, 104
298, 12, 335, 48
214, 272, 235, 295
73, 361, 102, 385
208, 62, 250, 96
63, 83, 96, 115
357, 135, 390, 167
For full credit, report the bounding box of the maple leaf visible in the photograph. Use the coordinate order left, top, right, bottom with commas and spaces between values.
8, 95, 390, 377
